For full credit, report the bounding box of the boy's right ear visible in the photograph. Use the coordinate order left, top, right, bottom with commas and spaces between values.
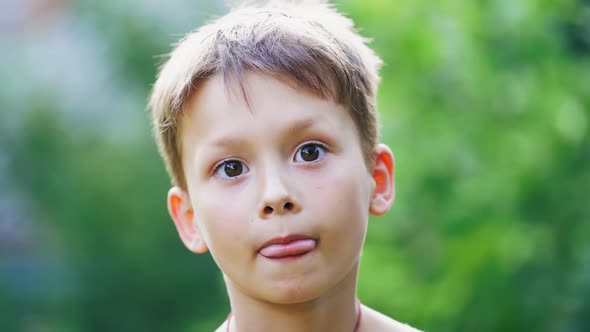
167, 187, 208, 254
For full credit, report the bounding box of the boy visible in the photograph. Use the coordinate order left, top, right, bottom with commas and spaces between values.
149, 1, 421, 331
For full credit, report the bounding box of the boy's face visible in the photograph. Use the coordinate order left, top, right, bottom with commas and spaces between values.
168, 73, 394, 304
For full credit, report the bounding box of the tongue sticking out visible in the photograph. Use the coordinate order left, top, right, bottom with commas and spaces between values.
259, 239, 317, 258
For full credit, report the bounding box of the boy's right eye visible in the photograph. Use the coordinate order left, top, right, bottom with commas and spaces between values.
214, 160, 250, 179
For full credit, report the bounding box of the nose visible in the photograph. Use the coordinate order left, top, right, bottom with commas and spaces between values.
258, 166, 300, 218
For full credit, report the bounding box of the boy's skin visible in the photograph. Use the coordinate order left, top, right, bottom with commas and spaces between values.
166, 73, 418, 331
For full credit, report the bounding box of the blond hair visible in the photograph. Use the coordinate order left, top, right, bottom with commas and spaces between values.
149, 0, 383, 189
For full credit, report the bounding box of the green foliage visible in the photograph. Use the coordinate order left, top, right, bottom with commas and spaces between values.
1, 0, 589, 331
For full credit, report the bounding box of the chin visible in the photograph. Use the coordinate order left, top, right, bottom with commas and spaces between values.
261, 278, 326, 305
265, 292, 318, 305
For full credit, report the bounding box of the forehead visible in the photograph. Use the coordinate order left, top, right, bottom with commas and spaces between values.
179, 73, 353, 143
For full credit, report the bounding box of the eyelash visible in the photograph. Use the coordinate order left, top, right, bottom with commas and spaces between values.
211, 158, 249, 180
210, 141, 329, 179
293, 141, 329, 163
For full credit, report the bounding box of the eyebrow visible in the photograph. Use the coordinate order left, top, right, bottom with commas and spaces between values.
208, 117, 318, 148
282, 118, 316, 137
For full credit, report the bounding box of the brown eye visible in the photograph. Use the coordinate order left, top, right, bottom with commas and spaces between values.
295, 143, 326, 163
215, 160, 249, 179
224, 161, 243, 177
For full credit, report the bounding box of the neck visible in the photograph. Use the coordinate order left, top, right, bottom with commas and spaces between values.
225, 261, 360, 332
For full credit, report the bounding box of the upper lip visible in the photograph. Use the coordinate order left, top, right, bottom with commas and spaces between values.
258, 234, 316, 251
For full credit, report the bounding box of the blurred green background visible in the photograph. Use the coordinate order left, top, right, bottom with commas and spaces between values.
1, 0, 589, 331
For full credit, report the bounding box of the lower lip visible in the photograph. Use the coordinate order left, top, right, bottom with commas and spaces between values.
259, 239, 317, 261
262, 251, 311, 261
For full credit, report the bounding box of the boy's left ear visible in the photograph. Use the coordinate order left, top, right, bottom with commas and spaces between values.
369, 144, 395, 216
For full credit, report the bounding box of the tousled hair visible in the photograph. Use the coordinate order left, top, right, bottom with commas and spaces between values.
149, 0, 383, 189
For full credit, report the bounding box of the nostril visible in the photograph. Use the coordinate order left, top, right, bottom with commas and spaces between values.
284, 202, 293, 211
264, 206, 274, 214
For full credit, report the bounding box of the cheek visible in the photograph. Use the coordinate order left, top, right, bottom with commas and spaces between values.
192, 187, 253, 250
308, 162, 371, 231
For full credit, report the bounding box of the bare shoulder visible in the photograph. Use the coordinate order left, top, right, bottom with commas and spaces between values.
213, 320, 227, 332
360, 304, 423, 332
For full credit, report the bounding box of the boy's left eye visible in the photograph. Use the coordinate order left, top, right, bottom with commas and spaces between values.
294, 143, 327, 163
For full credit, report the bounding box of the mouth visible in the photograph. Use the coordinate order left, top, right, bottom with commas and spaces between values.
258, 234, 317, 260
